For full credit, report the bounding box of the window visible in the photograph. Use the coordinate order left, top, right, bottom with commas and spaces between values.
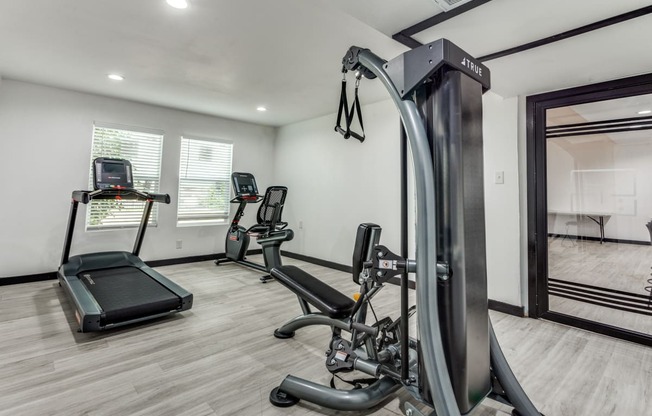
87, 123, 164, 230
177, 136, 233, 226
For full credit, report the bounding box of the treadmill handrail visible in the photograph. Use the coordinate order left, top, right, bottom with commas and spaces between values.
72, 189, 171, 204
61, 188, 170, 265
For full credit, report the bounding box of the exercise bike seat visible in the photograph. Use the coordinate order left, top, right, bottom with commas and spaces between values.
244, 186, 289, 238
271, 265, 355, 319
257, 186, 288, 229
247, 224, 273, 235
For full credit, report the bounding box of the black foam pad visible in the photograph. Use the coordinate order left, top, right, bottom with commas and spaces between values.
271, 265, 355, 319
352, 223, 382, 284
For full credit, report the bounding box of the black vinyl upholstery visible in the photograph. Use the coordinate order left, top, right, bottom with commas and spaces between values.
351, 223, 381, 284
271, 265, 355, 319
271, 224, 382, 320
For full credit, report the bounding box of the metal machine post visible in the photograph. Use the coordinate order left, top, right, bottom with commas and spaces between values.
415, 67, 491, 413
132, 199, 154, 257
60, 200, 80, 266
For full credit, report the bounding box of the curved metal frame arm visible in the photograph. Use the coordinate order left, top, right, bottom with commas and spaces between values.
490, 321, 542, 415
354, 48, 459, 416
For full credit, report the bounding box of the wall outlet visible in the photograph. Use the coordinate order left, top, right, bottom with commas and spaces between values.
494, 171, 504, 184
176, 240, 183, 249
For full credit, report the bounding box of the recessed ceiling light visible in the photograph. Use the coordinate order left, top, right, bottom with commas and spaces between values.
166, 0, 188, 9
637, 109, 651, 115
108, 74, 124, 81
256, 106, 267, 112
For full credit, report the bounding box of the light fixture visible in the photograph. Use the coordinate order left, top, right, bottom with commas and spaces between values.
637, 109, 651, 115
256, 106, 267, 112
108, 74, 124, 81
166, 0, 188, 9
433, 0, 475, 12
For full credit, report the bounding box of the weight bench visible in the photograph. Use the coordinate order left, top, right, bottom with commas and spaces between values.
271, 223, 381, 339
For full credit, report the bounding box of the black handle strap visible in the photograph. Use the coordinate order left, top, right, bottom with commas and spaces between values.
334, 69, 365, 143
335, 68, 350, 138
348, 78, 365, 142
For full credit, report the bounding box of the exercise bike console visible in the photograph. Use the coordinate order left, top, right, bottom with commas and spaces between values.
232, 171, 259, 196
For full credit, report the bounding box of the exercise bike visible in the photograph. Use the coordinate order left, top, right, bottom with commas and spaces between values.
215, 172, 294, 282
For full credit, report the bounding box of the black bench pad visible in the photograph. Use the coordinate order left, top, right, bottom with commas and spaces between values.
271, 265, 355, 319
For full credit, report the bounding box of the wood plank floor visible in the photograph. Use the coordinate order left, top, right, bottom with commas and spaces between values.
548, 237, 652, 294
548, 237, 652, 335
0, 255, 651, 415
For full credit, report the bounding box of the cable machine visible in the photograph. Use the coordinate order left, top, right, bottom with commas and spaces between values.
268, 39, 542, 416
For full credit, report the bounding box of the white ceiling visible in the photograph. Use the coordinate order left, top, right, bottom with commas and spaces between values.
1, 0, 651, 127
571, 94, 652, 123
548, 94, 652, 147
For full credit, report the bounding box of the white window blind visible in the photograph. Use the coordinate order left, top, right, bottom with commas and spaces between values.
87, 123, 164, 230
177, 136, 233, 226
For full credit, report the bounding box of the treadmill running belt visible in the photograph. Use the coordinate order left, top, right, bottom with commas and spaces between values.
79, 266, 181, 325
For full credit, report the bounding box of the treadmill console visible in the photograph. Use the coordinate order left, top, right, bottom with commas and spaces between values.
93, 158, 134, 190
232, 172, 259, 196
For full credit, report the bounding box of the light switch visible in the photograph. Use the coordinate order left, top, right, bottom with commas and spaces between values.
494, 171, 504, 184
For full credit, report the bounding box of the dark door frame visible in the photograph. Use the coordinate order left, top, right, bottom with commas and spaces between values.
526, 73, 652, 347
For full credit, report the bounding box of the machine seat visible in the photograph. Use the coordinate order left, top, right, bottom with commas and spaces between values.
271, 265, 355, 319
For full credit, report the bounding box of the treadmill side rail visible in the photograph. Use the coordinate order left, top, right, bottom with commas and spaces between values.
57, 269, 104, 332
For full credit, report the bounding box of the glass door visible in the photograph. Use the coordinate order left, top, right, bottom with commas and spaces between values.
545, 94, 652, 336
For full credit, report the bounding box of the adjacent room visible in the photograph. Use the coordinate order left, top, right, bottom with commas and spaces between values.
1, 1, 651, 415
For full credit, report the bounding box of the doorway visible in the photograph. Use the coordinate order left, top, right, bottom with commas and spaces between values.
527, 74, 652, 346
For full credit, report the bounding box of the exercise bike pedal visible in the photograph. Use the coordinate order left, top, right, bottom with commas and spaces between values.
269, 387, 299, 407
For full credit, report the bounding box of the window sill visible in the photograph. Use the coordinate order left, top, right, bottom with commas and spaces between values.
176, 220, 228, 228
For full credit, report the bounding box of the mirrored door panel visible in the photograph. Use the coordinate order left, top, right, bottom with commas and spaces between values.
546, 95, 652, 336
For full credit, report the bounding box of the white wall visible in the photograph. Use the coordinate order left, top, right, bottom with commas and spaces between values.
274, 99, 401, 266
0, 80, 276, 277
614, 143, 652, 241
1, 79, 526, 307
546, 141, 577, 212
275, 93, 523, 306
546, 138, 652, 242
482, 93, 522, 306
516, 95, 531, 311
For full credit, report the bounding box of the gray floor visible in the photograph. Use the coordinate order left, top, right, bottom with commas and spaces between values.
548, 237, 652, 335
548, 237, 652, 293
1, 255, 651, 415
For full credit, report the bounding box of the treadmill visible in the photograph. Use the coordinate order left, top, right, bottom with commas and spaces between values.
58, 157, 193, 332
